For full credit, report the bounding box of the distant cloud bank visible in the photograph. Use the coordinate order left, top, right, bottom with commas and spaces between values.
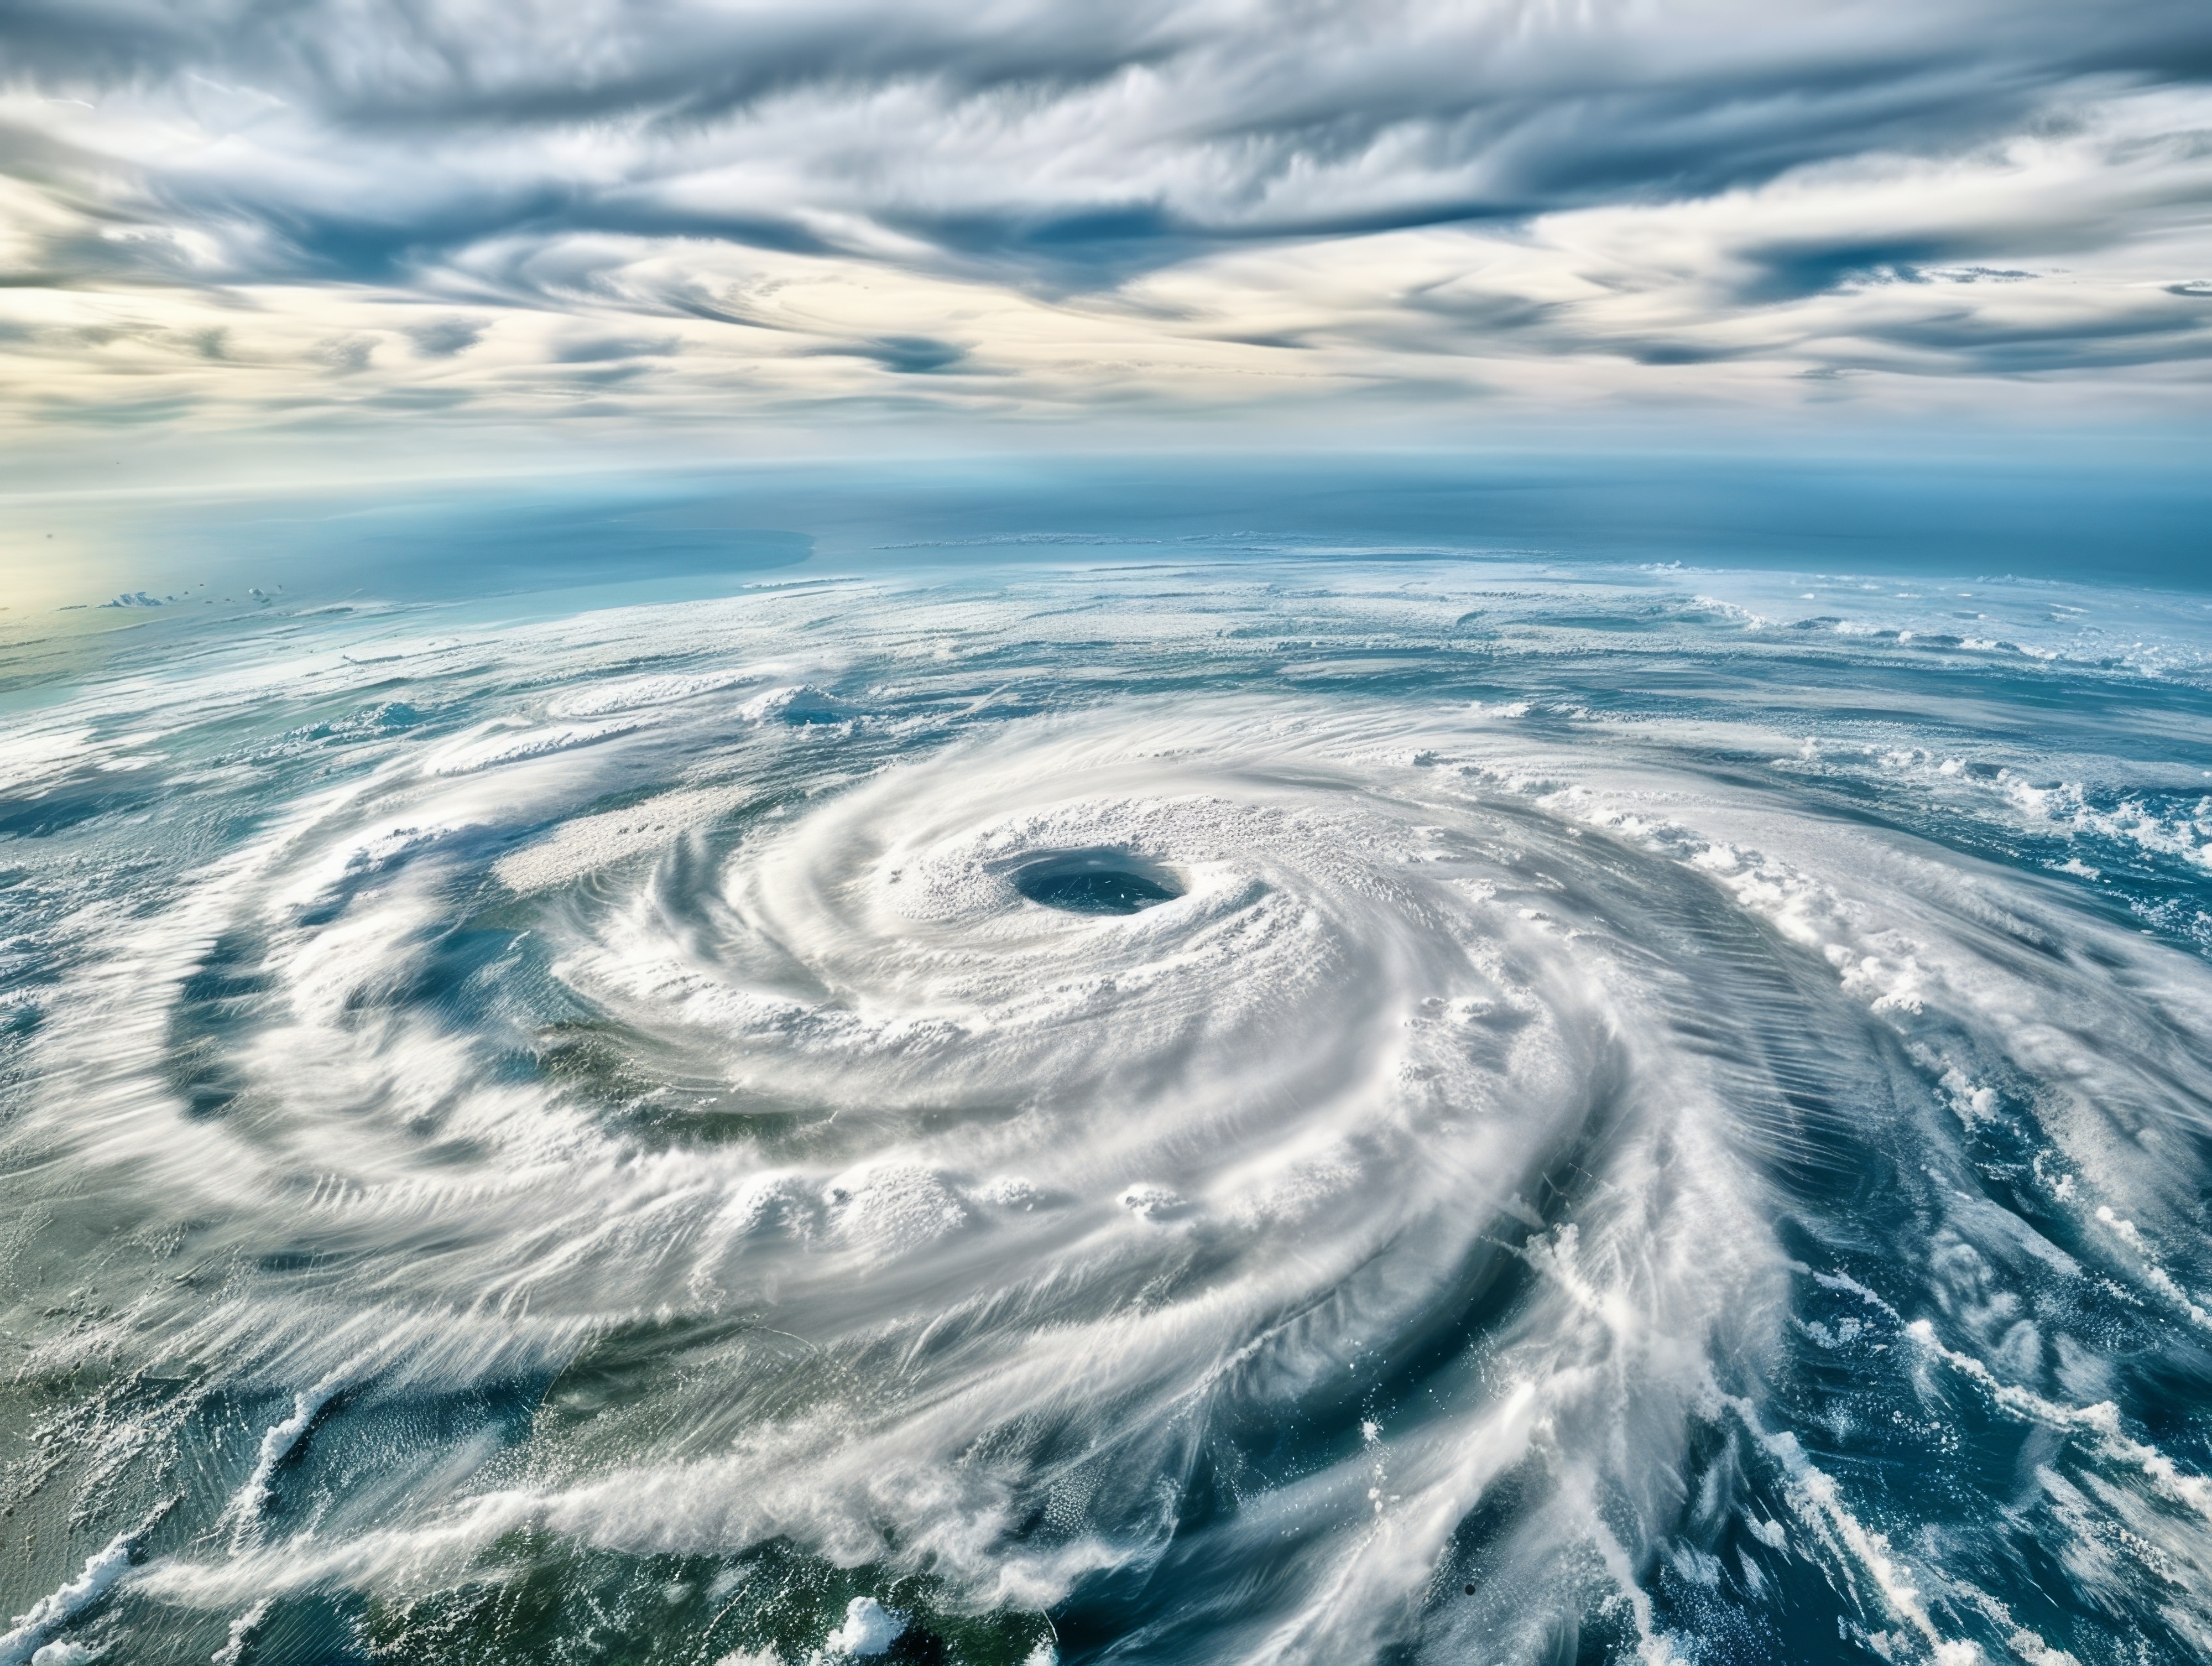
1, 0, 2209, 447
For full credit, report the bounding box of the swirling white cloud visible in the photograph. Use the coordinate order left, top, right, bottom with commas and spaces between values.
2, 0, 2209, 446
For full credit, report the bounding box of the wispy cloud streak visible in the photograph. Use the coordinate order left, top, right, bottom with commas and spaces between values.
0, 0, 2208, 442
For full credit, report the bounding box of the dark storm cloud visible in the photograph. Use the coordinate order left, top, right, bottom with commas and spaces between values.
5, 0, 2209, 291
1838, 300, 2212, 374
1, 0, 2210, 413
0, 1, 1191, 123
404, 316, 486, 356
551, 333, 680, 363
845, 336, 969, 375
1732, 241, 1974, 305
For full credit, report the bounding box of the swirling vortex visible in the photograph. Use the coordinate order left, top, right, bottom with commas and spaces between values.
4, 561, 2212, 1666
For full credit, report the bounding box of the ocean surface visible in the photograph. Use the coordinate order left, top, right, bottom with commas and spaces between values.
4, 463, 2212, 1665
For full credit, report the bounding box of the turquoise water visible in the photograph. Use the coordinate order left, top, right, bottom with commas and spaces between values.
3, 471, 2212, 1665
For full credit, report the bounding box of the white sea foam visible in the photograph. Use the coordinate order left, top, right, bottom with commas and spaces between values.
223, 1372, 351, 1545
0, 1534, 134, 1666
209, 1601, 269, 1666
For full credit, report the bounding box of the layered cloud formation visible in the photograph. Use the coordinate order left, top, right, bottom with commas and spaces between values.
2, 0, 2210, 445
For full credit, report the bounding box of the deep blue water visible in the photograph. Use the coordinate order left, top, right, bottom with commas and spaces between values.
3, 461, 2211, 1665
13, 447, 2211, 620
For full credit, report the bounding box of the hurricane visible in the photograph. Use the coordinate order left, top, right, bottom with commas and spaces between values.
5, 544, 2212, 1666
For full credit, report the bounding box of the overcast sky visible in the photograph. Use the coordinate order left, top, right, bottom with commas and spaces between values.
2, 0, 2209, 465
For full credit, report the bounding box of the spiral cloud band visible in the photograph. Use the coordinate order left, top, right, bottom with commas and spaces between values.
3, 556, 2212, 1664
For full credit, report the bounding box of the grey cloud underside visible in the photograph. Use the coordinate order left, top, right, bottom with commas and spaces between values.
6, 1, 2210, 278
405, 316, 486, 356
2, 0, 2211, 403
1849, 304, 2212, 372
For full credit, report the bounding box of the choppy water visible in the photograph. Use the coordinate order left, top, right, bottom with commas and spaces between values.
4, 546, 2212, 1665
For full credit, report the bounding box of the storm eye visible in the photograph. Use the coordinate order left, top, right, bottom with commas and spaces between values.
1012, 850, 1183, 915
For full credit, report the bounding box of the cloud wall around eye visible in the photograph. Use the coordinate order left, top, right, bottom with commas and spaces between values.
0, 0, 2209, 470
